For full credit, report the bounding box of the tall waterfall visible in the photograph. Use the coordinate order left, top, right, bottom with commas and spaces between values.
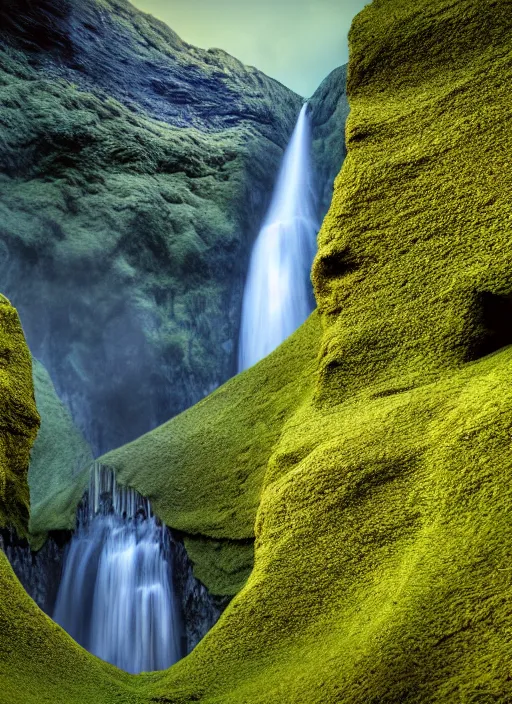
53, 465, 182, 674
238, 103, 318, 371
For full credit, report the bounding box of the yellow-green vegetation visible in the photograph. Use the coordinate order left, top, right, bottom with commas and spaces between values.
0, 296, 40, 536
2, 0, 512, 702
0, 550, 144, 704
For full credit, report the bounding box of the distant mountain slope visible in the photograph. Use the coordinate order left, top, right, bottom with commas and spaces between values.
0, 0, 303, 456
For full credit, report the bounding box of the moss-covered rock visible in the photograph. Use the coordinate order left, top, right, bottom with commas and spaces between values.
2, 0, 512, 701
0, 296, 40, 536
0, 0, 303, 456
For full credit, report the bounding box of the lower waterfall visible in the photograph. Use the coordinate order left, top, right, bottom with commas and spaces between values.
53, 465, 182, 674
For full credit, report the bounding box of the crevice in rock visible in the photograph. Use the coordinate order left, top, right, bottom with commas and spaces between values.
466, 291, 512, 361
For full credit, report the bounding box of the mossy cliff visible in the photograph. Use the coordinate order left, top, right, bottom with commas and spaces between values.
2, 0, 512, 702
0, 0, 303, 456
0, 296, 40, 537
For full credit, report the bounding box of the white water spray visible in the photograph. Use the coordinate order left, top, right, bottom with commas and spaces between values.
238, 103, 318, 371
53, 465, 182, 674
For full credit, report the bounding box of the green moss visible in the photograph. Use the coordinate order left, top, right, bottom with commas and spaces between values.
182, 536, 254, 597
3, 0, 512, 702
0, 296, 40, 536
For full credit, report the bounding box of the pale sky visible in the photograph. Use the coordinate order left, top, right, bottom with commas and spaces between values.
131, 0, 369, 97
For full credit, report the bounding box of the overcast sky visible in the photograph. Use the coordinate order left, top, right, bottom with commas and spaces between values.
131, 0, 369, 97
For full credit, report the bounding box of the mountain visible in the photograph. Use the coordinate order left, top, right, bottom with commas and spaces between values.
0, 0, 304, 456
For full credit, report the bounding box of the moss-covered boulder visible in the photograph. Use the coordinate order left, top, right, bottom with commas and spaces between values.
0, 0, 303, 456
0, 296, 40, 536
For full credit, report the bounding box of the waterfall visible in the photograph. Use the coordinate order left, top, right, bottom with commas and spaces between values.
238, 103, 318, 371
53, 464, 182, 674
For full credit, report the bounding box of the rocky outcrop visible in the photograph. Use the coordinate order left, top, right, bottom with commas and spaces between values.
0, 296, 40, 536
0, 0, 303, 456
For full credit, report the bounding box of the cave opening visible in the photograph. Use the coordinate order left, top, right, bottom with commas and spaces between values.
467, 291, 512, 361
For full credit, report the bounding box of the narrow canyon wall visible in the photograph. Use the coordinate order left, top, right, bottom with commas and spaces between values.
0, 296, 40, 536
310, 64, 349, 222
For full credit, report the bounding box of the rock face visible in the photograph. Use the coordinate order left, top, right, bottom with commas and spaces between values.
0, 529, 67, 613
309, 64, 349, 222
0, 0, 303, 455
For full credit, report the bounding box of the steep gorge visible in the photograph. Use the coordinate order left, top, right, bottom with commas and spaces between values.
1, 0, 511, 702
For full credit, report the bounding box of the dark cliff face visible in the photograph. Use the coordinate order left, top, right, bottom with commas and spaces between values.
309, 65, 349, 223
0, 0, 300, 135
0, 0, 303, 455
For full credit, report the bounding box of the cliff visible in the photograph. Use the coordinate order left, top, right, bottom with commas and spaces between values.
14, 3, 351, 584
0, 0, 303, 456
2, 0, 511, 702
309, 64, 349, 221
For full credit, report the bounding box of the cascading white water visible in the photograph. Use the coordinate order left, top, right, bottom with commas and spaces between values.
238, 103, 319, 371
53, 464, 182, 674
